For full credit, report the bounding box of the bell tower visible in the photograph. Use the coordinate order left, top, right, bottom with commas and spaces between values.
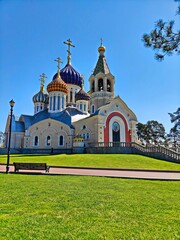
89, 40, 115, 114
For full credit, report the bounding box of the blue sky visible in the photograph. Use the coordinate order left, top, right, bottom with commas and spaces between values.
0, 0, 179, 133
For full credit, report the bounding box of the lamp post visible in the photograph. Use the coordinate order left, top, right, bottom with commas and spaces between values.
6, 99, 15, 174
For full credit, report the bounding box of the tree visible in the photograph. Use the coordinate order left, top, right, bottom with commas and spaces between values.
146, 120, 166, 144
168, 108, 180, 149
142, 1, 180, 61
137, 120, 166, 144
136, 122, 147, 144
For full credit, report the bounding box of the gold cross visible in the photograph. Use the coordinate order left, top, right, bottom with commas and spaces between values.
81, 74, 85, 80
100, 38, 103, 46
54, 57, 63, 71
63, 38, 75, 64
39, 73, 47, 91
81, 74, 85, 89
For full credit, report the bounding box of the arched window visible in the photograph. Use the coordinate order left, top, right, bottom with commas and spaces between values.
34, 136, 39, 146
91, 105, 95, 114
53, 96, 56, 111
84, 104, 86, 112
70, 91, 73, 102
50, 96, 53, 110
98, 78, 103, 91
91, 80, 95, 93
59, 135, 64, 146
107, 79, 111, 92
80, 103, 82, 111
57, 96, 60, 110
112, 122, 120, 142
62, 96, 65, 109
86, 133, 89, 139
46, 136, 51, 146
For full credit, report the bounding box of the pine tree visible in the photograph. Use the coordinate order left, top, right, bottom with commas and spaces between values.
142, 1, 180, 61
168, 108, 180, 149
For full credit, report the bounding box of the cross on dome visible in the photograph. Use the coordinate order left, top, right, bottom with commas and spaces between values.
98, 38, 106, 54
39, 73, 47, 91
54, 57, 63, 76
63, 38, 75, 64
80, 74, 85, 89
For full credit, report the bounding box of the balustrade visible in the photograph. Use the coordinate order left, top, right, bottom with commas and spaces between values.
87, 142, 180, 161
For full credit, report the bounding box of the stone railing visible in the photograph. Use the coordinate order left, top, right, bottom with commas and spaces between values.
87, 142, 180, 162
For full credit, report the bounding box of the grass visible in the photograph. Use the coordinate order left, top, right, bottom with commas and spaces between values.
0, 153, 179, 170
0, 174, 179, 239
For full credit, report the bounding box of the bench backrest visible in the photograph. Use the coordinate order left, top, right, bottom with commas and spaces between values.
13, 162, 47, 170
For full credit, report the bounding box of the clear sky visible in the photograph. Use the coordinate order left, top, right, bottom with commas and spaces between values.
0, 0, 179, 133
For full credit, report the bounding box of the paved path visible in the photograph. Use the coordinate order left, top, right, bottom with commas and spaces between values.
0, 164, 180, 180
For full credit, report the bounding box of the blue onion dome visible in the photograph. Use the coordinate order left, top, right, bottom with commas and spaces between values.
32, 88, 49, 104
53, 64, 82, 87
75, 89, 90, 101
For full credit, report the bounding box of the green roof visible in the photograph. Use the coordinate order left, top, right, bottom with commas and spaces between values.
93, 55, 110, 75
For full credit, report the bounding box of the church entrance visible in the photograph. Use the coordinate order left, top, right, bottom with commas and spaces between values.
112, 122, 120, 142
105, 112, 128, 143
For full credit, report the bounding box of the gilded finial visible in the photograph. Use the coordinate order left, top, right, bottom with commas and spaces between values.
63, 38, 75, 64
39, 73, 47, 91
54, 57, 63, 77
98, 38, 106, 53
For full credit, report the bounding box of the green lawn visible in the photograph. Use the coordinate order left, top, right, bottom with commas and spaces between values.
0, 174, 179, 240
0, 154, 179, 170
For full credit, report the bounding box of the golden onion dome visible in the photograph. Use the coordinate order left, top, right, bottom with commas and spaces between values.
98, 44, 106, 53
47, 73, 68, 94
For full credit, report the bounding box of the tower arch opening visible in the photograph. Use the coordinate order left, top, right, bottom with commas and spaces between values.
91, 80, 95, 93
107, 79, 111, 92
98, 78, 103, 91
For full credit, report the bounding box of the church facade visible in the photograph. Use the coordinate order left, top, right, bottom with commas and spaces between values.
5, 40, 138, 152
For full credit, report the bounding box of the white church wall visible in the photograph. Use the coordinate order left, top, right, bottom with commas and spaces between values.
25, 119, 72, 149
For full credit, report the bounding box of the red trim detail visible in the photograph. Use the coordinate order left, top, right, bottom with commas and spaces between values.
104, 112, 131, 142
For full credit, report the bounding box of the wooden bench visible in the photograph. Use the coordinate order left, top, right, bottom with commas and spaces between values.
13, 162, 49, 173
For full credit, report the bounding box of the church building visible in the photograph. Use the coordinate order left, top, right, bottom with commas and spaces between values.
5, 39, 138, 153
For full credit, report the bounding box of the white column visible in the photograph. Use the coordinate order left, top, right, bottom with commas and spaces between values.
60, 96, 62, 111
72, 89, 75, 104
95, 77, 98, 92
52, 95, 54, 111
55, 94, 58, 110
104, 76, 107, 92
